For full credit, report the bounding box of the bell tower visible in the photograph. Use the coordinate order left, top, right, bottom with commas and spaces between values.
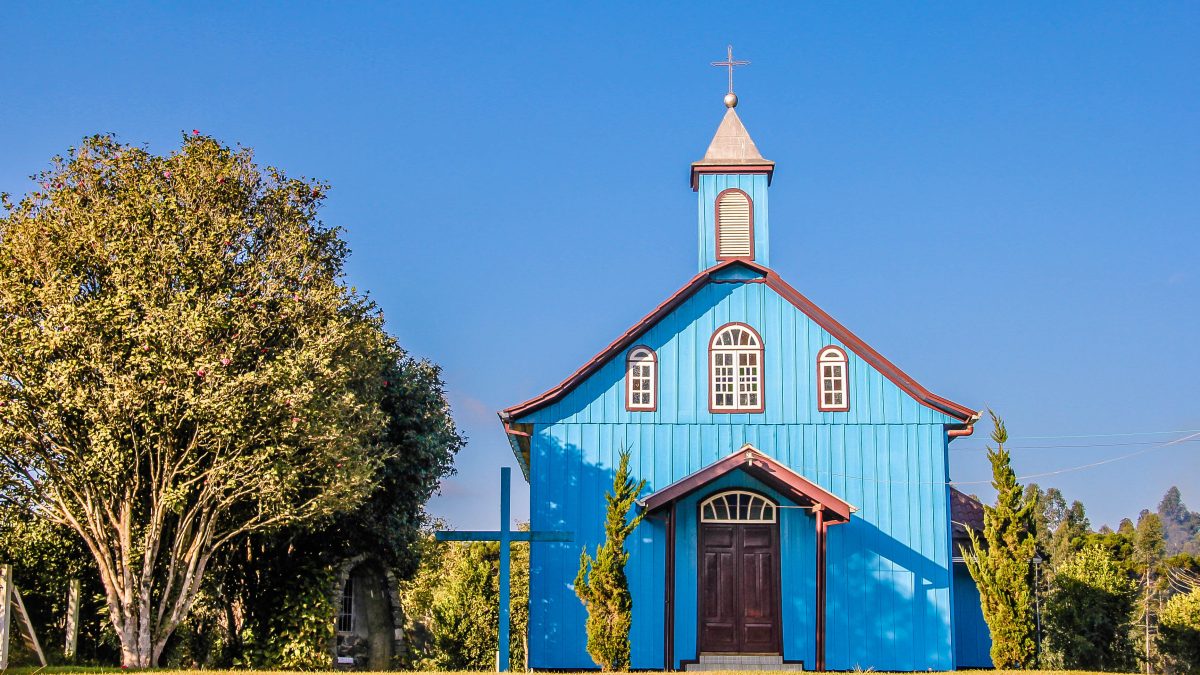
692, 47, 774, 272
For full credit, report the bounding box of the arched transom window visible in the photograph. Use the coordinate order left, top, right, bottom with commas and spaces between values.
710, 323, 763, 413
817, 346, 849, 412
700, 490, 777, 523
715, 188, 753, 260
626, 346, 657, 411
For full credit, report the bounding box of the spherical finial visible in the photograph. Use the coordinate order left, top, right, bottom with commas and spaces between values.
724, 92, 738, 108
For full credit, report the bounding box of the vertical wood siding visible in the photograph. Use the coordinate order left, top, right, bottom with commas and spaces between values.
698, 175, 770, 271
519, 278, 961, 670
953, 563, 993, 667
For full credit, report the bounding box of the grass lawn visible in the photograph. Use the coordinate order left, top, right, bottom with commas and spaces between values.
0, 662, 1113, 667
1, 669, 1118, 675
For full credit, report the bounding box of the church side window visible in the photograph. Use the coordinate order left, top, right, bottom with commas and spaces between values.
818, 346, 849, 412
710, 323, 763, 413
715, 188, 753, 260
626, 346, 657, 411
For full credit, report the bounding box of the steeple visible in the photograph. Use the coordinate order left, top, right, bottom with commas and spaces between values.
691, 94, 774, 271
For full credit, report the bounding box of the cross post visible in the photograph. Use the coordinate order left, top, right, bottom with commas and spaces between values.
498, 467, 511, 672
435, 468, 573, 671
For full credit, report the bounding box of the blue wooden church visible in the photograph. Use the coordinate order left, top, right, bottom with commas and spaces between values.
499, 89, 993, 671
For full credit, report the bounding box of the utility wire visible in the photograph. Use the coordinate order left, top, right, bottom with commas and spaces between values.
951, 438, 1200, 452
1006, 428, 1200, 440
825, 432, 1199, 487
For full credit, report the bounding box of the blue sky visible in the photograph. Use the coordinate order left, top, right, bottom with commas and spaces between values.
2, 2, 1197, 530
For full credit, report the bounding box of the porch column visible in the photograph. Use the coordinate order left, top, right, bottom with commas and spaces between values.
815, 505, 827, 671
664, 504, 676, 671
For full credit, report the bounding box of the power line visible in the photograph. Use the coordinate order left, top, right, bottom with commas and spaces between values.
825, 432, 1199, 487
1008, 428, 1200, 440
951, 438, 1200, 452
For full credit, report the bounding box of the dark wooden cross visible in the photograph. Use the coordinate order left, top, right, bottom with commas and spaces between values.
435, 467, 572, 672
711, 44, 750, 94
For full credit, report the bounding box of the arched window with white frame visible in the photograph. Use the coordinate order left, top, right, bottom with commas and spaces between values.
817, 346, 849, 412
626, 346, 657, 411
700, 490, 777, 523
709, 323, 763, 413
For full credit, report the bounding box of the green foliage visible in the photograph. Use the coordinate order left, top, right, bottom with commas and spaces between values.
198, 348, 463, 667
1159, 588, 1200, 674
575, 449, 647, 672
1159, 487, 1200, 556
399, 534, 529, 671
0, 505, 117, 665
1044, 543, 1138, 672
1025, 484, 1067, 561
0, 134, 395, 666
1051, 500, 1092, 566
964, 412, 1040, 669
239, 561, 336, 670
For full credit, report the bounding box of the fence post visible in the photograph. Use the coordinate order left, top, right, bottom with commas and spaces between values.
1, 564, 13, 671
65, 578, 80, 661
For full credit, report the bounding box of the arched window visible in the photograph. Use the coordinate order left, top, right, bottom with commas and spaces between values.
626, 346, 657, 411
817, 346, 849, 412
715, 188, 753, 260
709, 323, 763, 413
700, 490, 777, 523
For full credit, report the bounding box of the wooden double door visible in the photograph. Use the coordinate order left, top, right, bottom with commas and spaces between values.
699, 520, 781, 653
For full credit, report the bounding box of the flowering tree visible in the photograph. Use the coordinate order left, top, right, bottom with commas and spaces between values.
0, 134, 393, 666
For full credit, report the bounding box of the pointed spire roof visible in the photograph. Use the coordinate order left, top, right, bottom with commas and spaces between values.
691, 106, 774, 189
697, 107, 771, 164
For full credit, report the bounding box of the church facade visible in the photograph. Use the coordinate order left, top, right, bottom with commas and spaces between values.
499, 96, 992, 671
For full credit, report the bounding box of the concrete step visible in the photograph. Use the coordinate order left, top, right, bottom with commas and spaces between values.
684, 654, 804, 671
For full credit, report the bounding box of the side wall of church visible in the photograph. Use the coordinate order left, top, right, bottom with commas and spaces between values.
518, 278, 960, 670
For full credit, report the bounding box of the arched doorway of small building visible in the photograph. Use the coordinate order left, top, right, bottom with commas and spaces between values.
333, 558, 403, 669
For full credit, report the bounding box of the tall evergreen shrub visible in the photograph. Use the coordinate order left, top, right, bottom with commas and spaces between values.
964, 412, 1040, 669
575, 449, 646, 671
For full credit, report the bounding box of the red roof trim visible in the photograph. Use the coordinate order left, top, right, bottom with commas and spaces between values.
499, 260, 977, 422
640, 445, 854, 522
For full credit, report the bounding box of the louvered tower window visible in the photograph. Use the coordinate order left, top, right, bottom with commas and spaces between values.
817, 346, 849, 412
715, 188, 753, 260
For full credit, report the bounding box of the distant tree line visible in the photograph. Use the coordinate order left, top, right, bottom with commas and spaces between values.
966, 413, 1200, 674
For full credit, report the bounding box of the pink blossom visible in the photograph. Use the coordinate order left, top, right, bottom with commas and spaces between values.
163, 170, 171, 179
192, 129, 200, 135
220, 357, 231, 366
196, 368, 206, 377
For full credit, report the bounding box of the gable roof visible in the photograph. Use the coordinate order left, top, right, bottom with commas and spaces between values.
499, 259, 978, 424
639, 444, 856, 523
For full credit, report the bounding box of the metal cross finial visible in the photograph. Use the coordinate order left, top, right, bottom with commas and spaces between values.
711, 44, 749, 96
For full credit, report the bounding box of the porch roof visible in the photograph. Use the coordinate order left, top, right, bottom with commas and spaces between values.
638, 444, 857, 523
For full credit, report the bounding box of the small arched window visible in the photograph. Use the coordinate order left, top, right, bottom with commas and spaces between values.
715, 188, 753, 260
626, 346, 657, 411
710, 323, 763, 413
817, 346, 849, 412
700, 490, 777, 523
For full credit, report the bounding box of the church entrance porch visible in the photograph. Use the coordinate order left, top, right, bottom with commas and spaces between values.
639, 445, 855, 671
698, 491, 781, 654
